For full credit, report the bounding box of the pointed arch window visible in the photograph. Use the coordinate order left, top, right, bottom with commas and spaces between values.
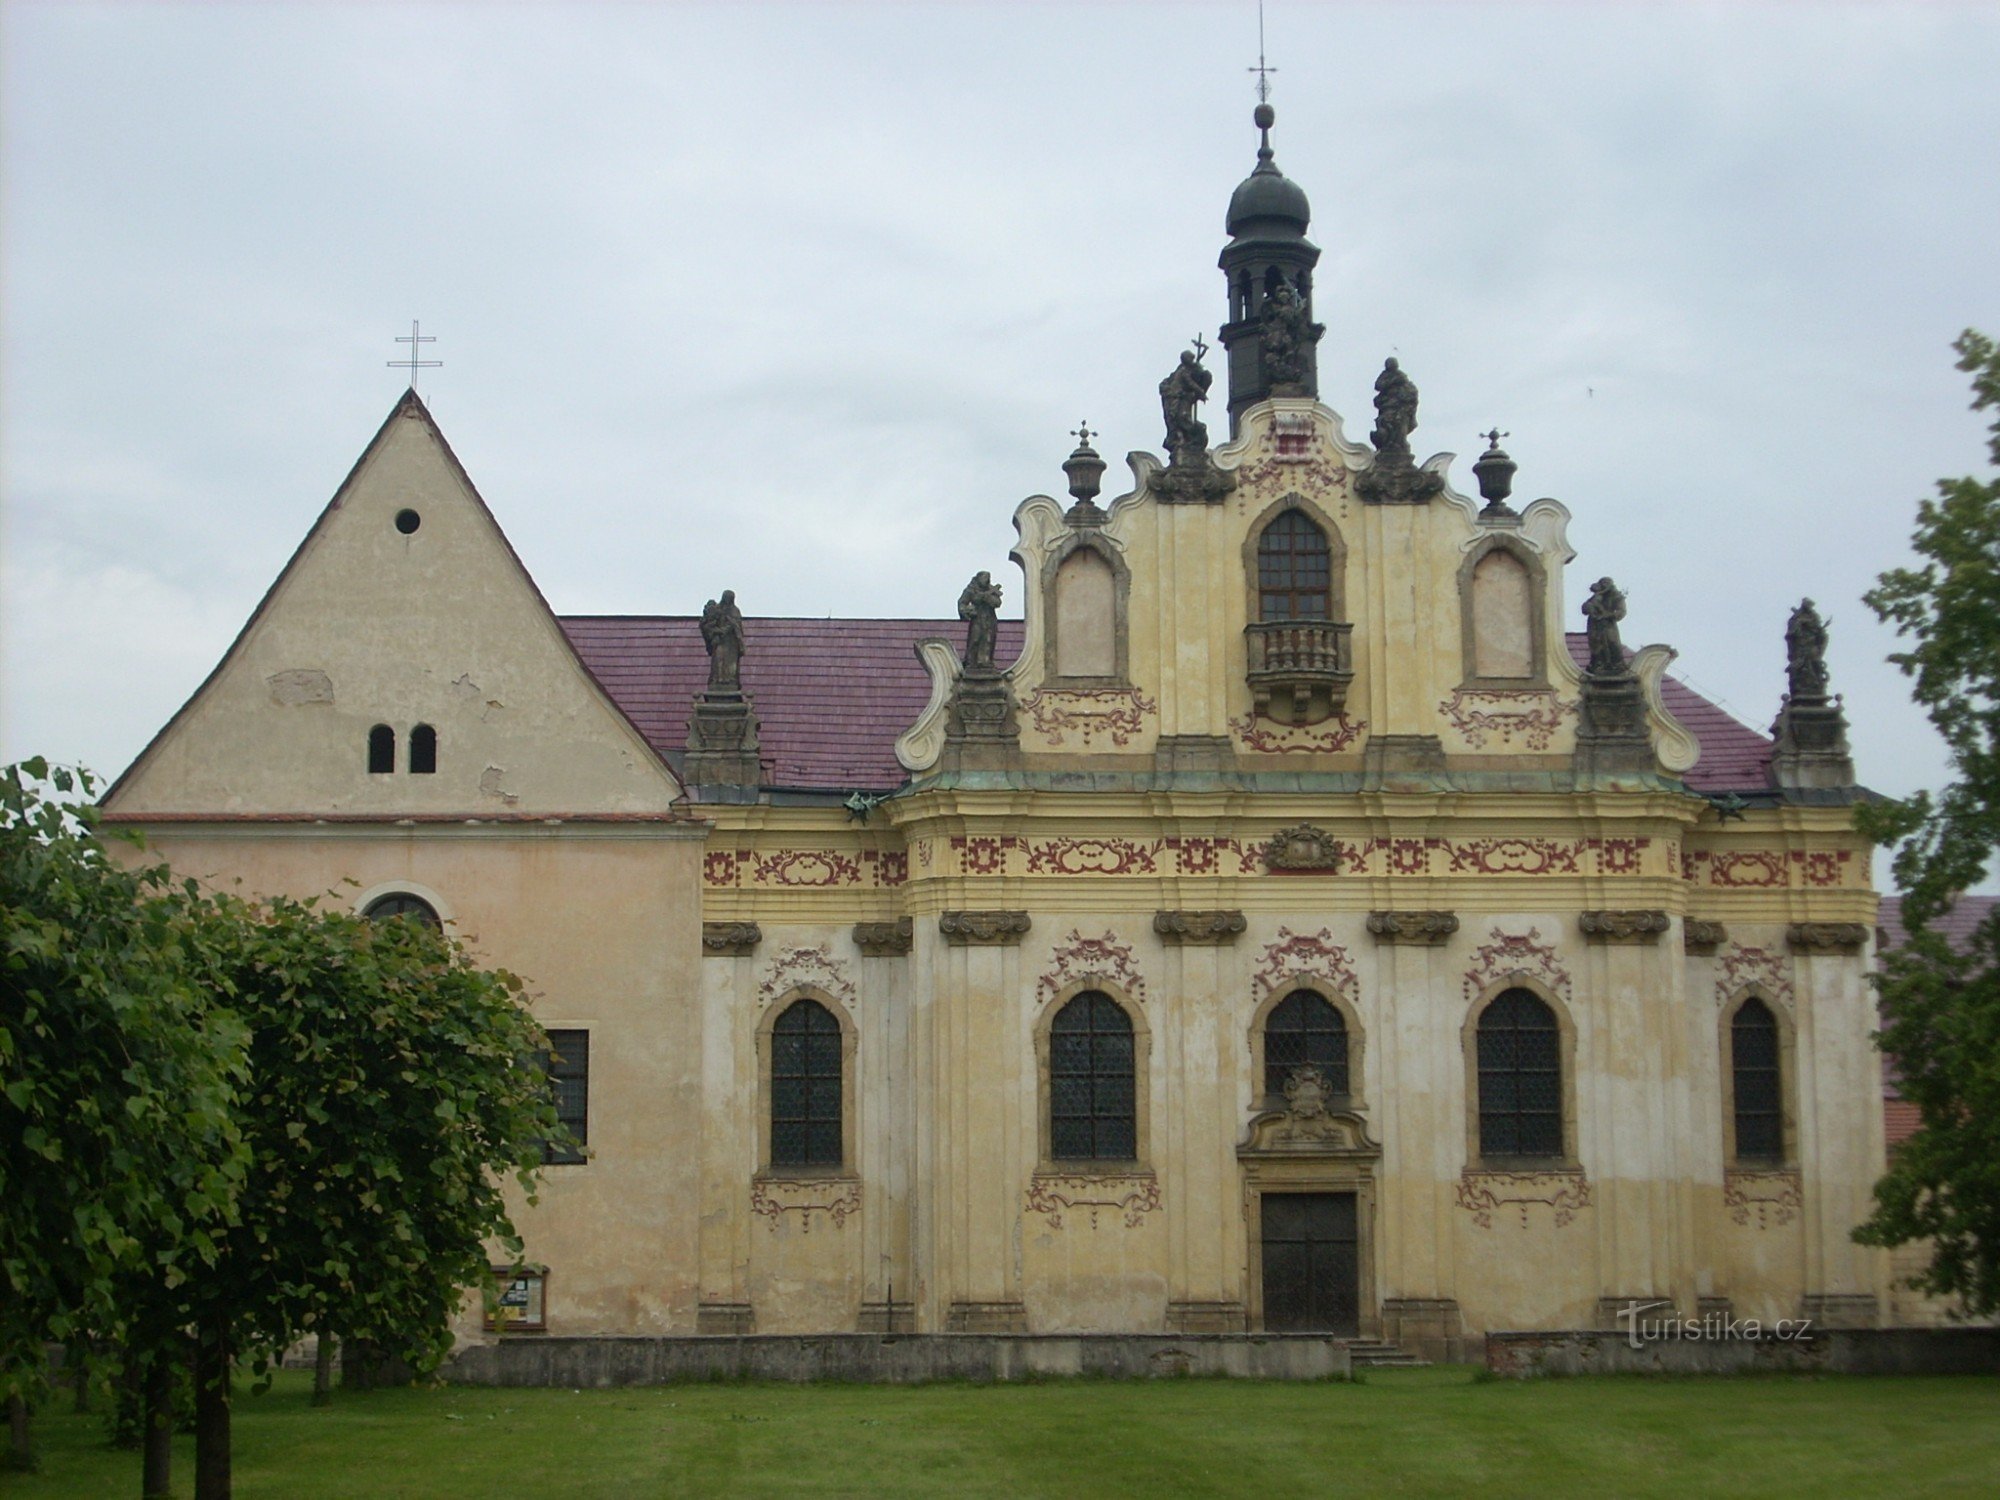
771, 999, 843, 1168
1476, 988, 1563, 1159
1264, 990, 1348, 1098
1050, 991, 1136, 1161
409, 723, 438, 775
367, 724, 396, 774
1257, 510, 1331, 622
1731, 998, 1783, 1163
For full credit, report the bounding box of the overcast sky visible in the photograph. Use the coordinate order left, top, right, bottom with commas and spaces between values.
4, 2, 1998, 833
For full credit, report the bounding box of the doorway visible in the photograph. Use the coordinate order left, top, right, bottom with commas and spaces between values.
1260, 1192, 1359, 1334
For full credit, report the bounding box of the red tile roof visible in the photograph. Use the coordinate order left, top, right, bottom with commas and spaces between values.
561, 616, 1777, 796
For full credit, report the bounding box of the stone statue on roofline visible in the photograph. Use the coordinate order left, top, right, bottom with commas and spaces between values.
1786, 597, 1830, 701
1355, 356, 1443, 505
959, 571, 1003, 672
1582, 576, 1630, 678
1260, 278, 1322, 391
1154, 337, 1237, 505
1159, 345, 1213, 462
700, 589, 745, 693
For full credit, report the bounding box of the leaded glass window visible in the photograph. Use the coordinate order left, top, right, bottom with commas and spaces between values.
1265, 990, 1349, 1098
538, 1029, 589, 1166
1476, 988, 1562, 1159
1257, 510, 1331, 622
362, 891, 440, 928
771, 999, 842, 1168
1050, 991, 1136, 1161
1732, 998, 1783, 1163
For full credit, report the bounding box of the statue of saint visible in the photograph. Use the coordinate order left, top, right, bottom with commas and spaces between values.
699, 589, 745, 692
958, 571, 1003, 671
1582, 577, 1629, 677
1370, 357, 1420, 456
1786, 598, 1830, 699
1260, 279, 1320, 388
1159, 348, 1213, 459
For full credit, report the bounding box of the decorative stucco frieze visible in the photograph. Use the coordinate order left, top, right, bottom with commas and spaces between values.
939, 910, 1031, 946
1716, 945, 1795, 1009
1578, 909, 1672, 944
1024, 1172, 1161, 1230
1022, 686, 1157, 748
1228, 712, 1366, 755
756, 944, 856, 1010
1436, 688, 1575, 750
703, 847, 907, 889
1723, 1170, 1802, 1229
750, 1176, 861, 1233
702, 921, 762, 956
1366, 910, 1459, 945
1683, 919, 1728, 955
1037, 931, 1147, 1007
852, 917, 914, 957
1153, 909, 1247, 945
1462, 927, 1572, 1005
1786, 922, 1869, 955
1251, 928, 1359, 1007
1456, 1170, 1592, 1229
1681, 847, 1857, 890
1265, 823, 1340, 871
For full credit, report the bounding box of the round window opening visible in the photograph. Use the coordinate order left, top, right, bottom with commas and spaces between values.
394, 508, 422, 535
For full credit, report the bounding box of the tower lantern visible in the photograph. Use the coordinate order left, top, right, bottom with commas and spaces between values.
1218, 102, 1323, 435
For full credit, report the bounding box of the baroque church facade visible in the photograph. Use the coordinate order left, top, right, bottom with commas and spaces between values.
103, 105, 1887, 1361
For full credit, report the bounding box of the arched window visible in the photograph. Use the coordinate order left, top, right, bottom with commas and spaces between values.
1265, 990, 1348, 1098
1256, 510, 1330, 622
1732, 998, 1783, 1163
409, 723, 438, 775
1050, 991, 1135, 1161
1476, 988, 1562, 1159
367, 723, 396, 774
771, 999, 842, 1168
362, 892, 441, 928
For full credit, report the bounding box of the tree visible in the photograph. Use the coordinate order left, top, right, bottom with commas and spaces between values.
1854, 328, 2000, 1316
162, 891, 560, 1500
0, 761, 248, 1474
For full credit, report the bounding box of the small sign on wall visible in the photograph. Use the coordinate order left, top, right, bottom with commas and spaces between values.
487, 1267, 547, 1333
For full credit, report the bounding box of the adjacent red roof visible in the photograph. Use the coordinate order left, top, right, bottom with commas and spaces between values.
560, 617, 1776, 795
1875, 895, 1998, 1137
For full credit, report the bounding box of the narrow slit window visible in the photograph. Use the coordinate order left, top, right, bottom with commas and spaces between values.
367, 724, 396, 774
409, 723, 437, 775
1732, 998, 1783, 1163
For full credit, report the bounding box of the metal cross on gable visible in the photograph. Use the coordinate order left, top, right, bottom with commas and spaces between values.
388, 320, 442, 389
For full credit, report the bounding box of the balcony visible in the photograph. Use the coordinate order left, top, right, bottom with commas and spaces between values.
1245, 619, 1354, 725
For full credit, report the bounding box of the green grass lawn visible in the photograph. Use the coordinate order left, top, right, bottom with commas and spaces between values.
9, 1366, 1999, 1498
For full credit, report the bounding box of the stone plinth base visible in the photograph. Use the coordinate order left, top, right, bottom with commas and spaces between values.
1487, 1327, 2000, 1379
1165, 1300, 1248, 1334
1800, 1293, 1880, 1329
944, 1300, 1028, 1334
694, 1302, 754, 1335
444, 1333, 1353, 1386
685, 693, 762, 787
1382, 1298, 1465, 1364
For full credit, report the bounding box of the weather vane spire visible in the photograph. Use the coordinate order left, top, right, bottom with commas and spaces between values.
388, 319, 442, 390
1248, 0, 1277, 104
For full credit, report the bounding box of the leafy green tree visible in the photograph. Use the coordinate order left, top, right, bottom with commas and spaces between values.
0, 761, 248, 1473
1855, 329, 2000, 1316
162, 891, 559, 1500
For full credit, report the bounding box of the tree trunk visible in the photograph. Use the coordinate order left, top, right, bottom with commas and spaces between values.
312, 1335, 335, 1407
193, 1316, 231, 1500
5, 1393, 32, 1473
70, 1341, 92, 1413
142, 1352, 175, 1500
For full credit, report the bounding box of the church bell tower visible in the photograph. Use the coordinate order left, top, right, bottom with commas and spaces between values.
1218, 103, 1323, 436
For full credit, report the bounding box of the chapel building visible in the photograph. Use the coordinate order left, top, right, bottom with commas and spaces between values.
101, 106, 1887, 1362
